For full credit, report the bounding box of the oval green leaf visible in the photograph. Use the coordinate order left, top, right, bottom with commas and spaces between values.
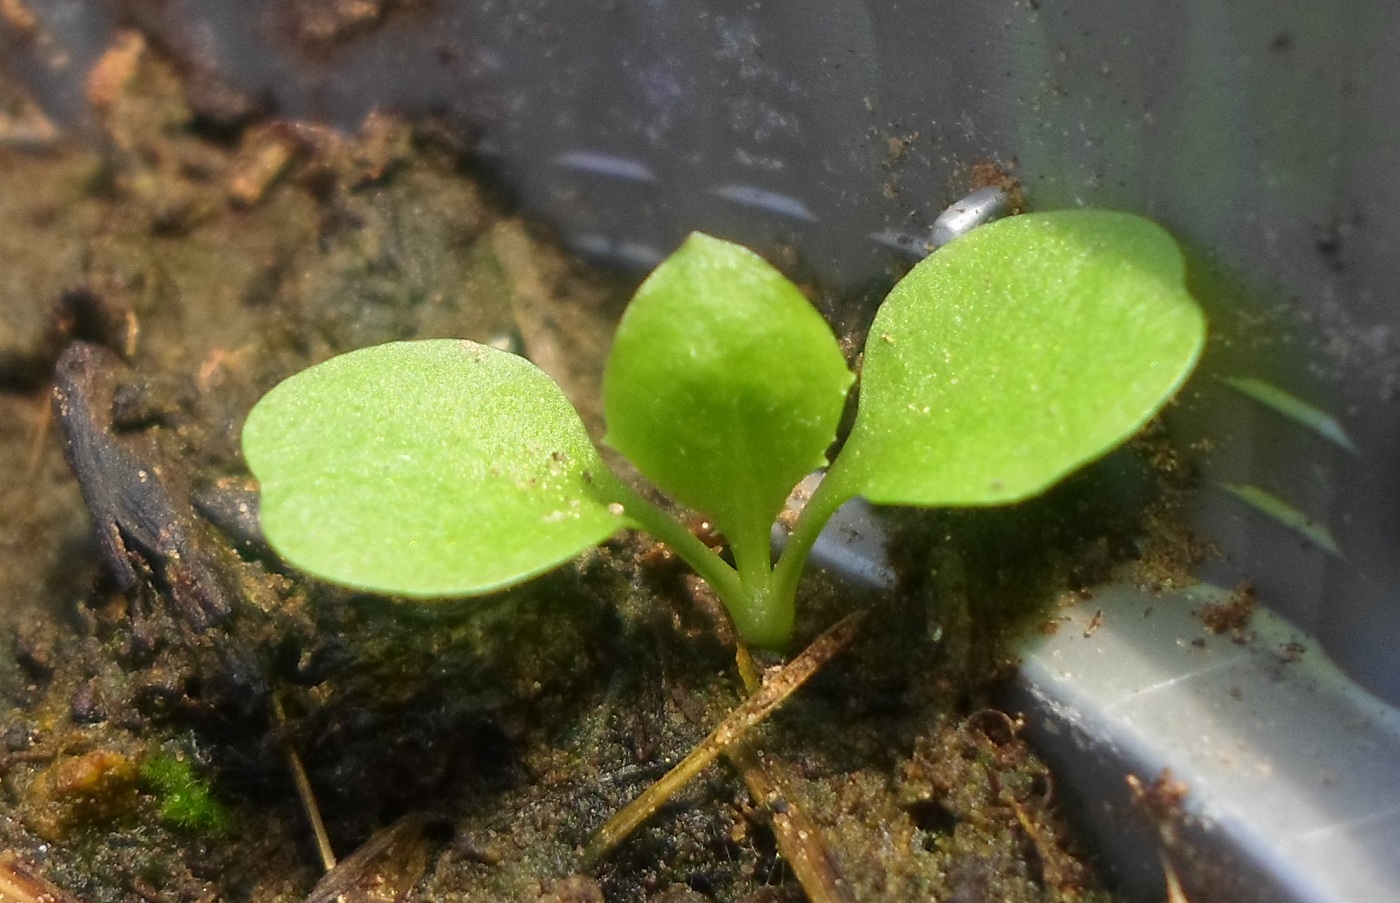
602, 233, 854, 556
243, 339, 626, 597
838, 210, 1205, 507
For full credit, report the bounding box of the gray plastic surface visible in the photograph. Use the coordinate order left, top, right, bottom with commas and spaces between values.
1009, 584, 1400, 903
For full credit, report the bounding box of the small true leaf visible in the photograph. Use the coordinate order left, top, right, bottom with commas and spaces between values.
603, 233, 853, 555
243, 339, 626, 597
838, 210, 1205, 506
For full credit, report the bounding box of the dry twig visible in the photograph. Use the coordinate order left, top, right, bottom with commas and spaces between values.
583, 611, 864, 864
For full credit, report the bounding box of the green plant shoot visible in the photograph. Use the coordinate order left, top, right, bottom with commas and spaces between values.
242, 211, 1206, 650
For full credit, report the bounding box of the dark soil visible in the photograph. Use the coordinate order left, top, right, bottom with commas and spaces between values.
0, 33, 1192, 903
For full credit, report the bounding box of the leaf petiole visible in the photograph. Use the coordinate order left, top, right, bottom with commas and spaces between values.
593, 469, 745, 606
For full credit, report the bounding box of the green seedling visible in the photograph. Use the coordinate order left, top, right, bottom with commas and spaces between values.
243, 210, 1206, 650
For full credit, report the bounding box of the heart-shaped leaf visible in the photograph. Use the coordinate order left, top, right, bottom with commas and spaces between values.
602, 233, 854, 561
836, 210, 1205, 506
243, 339, 626, 597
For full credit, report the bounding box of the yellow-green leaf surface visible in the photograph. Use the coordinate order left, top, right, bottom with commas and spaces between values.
243, 340, 626, 597
837, 210, 1205, 506
602, 233, 854, 560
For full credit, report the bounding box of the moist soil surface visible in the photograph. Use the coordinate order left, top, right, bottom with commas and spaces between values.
0, 34, 1196, 903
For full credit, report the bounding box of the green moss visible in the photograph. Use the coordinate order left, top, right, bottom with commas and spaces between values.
139, 752, 232, 834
